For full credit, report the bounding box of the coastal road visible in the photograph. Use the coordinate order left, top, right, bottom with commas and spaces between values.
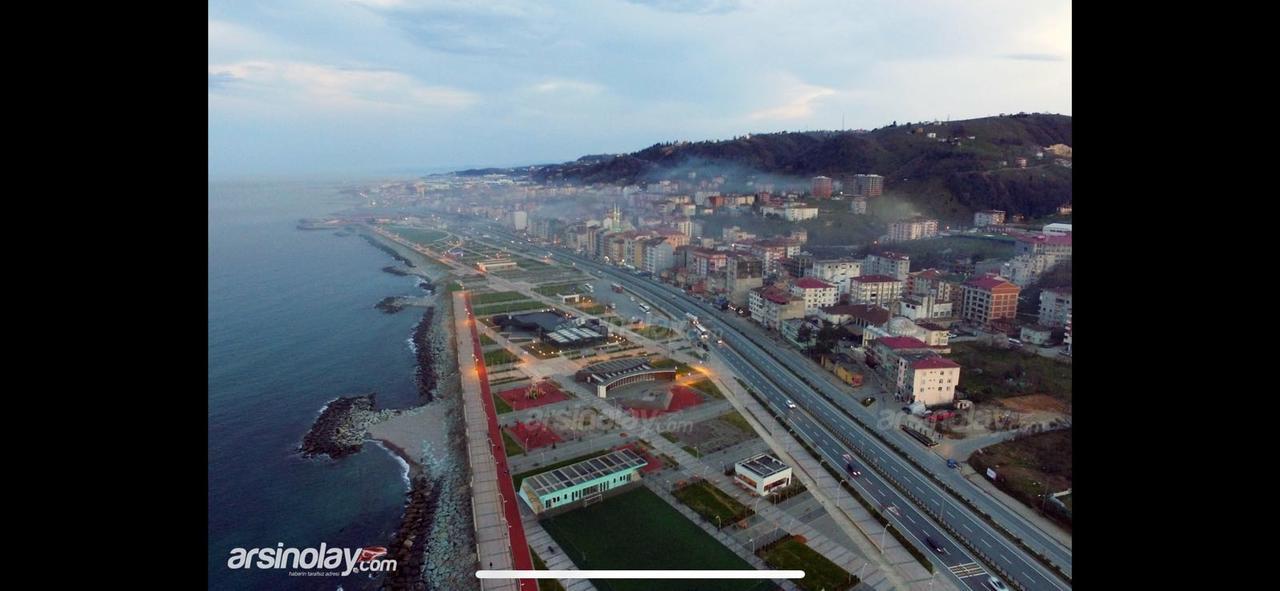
460, 223, 1070, 591
558, 253, 1067, 591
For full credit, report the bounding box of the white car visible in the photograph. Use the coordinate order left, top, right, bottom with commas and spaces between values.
885, 505, 901, 517
785, 400, 797, 409
986, 577, 1008, 591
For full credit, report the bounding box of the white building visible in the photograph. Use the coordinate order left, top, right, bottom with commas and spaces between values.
1038, 288, 1073, 327
864, 252, 911, 280
734, 453, 793, 496
898, 294, 953, 320
850, 196, 868, 214
790, 278, 838, 314
849, 275, 903, 307
887, 218, 938, 242
1042, 223, 1073, 236
974, 210, 1006, 227
509, 210, 528, 231
761, 203, 819, 221
810, 258, 863, 295
899, 355, 961, 407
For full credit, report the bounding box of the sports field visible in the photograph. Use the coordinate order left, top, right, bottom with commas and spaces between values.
540, 487, 771, 591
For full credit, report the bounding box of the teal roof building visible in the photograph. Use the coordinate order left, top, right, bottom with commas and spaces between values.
518, 449, 647, 515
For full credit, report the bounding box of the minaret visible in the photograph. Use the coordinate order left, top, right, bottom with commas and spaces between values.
611, 203, 622, 230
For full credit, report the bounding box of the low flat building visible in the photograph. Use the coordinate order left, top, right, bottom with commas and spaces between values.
518, 449, 648, 516
734, 453, 793, 496
1020, 324, 1054, 346
575, 358, 676, 398
476, 259, 519, 272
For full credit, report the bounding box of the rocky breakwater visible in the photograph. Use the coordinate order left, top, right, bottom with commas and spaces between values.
298, 393, 398, 459
411, 308, 439, 402
376, 297, 405, 314
381, 475, 439, 591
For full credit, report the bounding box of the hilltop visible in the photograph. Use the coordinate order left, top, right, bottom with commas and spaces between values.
528, 113, 1072, 221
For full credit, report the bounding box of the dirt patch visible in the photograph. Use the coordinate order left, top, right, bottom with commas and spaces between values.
998, 394, 1069, 415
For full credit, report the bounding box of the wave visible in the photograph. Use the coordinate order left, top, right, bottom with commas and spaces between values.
370, 440, 412, 489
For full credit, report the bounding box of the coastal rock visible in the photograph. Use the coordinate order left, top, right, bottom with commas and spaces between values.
376, 297, 405, 314
298, 393, 383, 459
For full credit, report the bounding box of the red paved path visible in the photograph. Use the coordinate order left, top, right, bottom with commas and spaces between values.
465, 294, 535, 591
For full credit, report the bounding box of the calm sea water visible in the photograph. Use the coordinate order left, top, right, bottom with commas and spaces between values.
209, 179, 426, 590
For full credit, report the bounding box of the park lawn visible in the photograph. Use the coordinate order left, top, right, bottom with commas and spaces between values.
948, 342, 1072, 404
502, 430, 525, 456
967, 429, 1072, 529
479, 333, 496, 346
671, 480, 753, 526
758, 537, 856, 591
472, 291, 529, 306
473, 299, 548, 316
493, 393, 514, 415
534, 282, 586, 296
636, 325, 677, 339
541, 488, 768, 591
386, 226, 448, 246
688, 379, 725, 399
484, 349, 520, 367
650, 357, 694, 377
717, 411, 754, 435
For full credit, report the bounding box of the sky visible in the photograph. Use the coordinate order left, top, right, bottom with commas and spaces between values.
208, 0, 1072, 178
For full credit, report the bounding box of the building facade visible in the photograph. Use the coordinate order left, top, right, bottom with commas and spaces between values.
518, 448, 648, 516
886, 218, 939, 242
734, 453, 793, 496
960, 275, 1020, 327
864, 252, 911, 280
974, 210, 1006, 227
790, 277, 838, 314
848, 275, 904, 307
811, 258, 863, 294
1038, 288, 1073, 327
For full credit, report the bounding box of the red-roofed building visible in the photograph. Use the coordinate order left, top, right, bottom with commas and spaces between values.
748, 286, 805, 330
960, 275, 1020, 327
791, 277, 837, 313
901, 354, 961, 406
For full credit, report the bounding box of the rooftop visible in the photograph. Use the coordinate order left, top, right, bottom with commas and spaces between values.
854, 274, 901, 283
876, 336, 930, 350
965, 275, 1019, 290
794, 277, 835, 290
737, 453, 790, 480
523, 449, 648, 497
581, 357, 652, 379
912, 356, 960, 370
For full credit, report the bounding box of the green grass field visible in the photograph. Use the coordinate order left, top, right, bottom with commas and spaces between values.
472, 291, 530, 306
948, 342, 1072, 403
717, 411, 754, 435
540, 488, 768, 591
493, 393, 514, 415
635, 325, 677, 340
688, 379, 724, 399
534, 282, 587, 296
483, 349, 520, 367
502, 430, 525, 456
758, 537, 855, 591
479, 333, 496, 346
386, 226, 448, 246
671, 480, 753, 526
473, 300, 548, 316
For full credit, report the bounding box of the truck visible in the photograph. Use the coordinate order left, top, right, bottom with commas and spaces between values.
685, 312, 699, 324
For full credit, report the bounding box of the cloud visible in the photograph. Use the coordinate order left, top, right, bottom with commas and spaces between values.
748, 83, 837, 121
623, 0, 745, 14
530, 79, 604, 96
1002, 53, 1066, 62
208, 60, 477, 113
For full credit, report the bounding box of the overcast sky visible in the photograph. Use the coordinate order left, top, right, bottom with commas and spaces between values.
209, 0, 1071, 178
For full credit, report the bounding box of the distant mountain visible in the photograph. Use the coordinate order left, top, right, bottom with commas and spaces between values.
530, 113, 1071, 220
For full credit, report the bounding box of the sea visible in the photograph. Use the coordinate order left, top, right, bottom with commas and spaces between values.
209, 178, 427, 590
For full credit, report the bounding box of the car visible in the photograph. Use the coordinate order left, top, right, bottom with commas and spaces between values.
924, 537, 947, 554
785, 400, 797, 409
885, 505, 901, 517
902, 406, 912, 414
861, 396, 876, 406
986, 577, 1008, 591
946, 459, 959, 469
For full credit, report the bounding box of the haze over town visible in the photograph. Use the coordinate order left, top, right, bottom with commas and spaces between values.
208, 0, 1072, 177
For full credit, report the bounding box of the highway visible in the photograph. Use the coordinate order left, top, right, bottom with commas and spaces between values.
459, 221, 1071, 591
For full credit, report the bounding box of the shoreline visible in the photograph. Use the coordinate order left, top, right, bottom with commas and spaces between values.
297, 220, 476, 590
